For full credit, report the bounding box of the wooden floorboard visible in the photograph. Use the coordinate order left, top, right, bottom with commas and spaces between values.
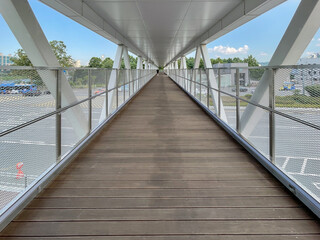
1, 74, 319, 238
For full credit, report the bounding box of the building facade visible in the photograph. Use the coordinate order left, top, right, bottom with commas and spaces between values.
0, 53, 13, 66
295, 57, 320, 85
212, 62, 249, 86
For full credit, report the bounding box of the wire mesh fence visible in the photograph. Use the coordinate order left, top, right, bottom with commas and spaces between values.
0, 66, 156, 215
166, 65, 320, 205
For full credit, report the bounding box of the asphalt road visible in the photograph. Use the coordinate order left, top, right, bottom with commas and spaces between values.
0, 90, 319, 208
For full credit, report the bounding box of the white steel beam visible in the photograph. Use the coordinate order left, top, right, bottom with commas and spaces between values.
0, 0, 88, 137
175, 61, 179, 69
137, 56, 142, 89
240, 0, 320, 137
99, 44, 123, 123
122, 46, 132, 95
200, 44, 227, 122
181, 56, 187, 89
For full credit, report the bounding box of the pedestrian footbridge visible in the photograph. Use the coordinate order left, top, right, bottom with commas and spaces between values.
0, 73, 319, 238
0, 0, 320, 237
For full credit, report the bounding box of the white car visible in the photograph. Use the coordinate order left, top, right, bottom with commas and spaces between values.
11, 89, 19, 94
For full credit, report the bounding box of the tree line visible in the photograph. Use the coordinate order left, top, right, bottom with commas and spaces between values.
11, 40, 262, 70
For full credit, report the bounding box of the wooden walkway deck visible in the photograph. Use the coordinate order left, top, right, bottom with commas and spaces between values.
1, 74, 319, 239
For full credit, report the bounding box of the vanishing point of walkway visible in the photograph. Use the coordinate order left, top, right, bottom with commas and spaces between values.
1, 74, 319, 239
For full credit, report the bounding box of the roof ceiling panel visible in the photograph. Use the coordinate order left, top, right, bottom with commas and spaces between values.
41, 0, 286, 66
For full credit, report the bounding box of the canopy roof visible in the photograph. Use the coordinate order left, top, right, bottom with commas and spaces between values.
40, 0, 285, 66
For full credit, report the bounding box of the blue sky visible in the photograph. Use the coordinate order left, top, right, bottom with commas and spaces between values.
205, 0, 320, 62
1, 0, 320, 65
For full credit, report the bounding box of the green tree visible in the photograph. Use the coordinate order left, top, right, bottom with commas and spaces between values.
102, 57, 114, 68
10, 40, 74, 67
129, 55, 137, 69
120, 55, 138, 69
10, 49, 32, 66
88, 57, 103, 68
49, 40, 74, 67
244, 55, 264, 80
243, 55, 259, 67
186, 57, 194, 69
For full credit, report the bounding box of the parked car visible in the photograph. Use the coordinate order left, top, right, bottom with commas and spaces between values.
94, 88, 105, 95
232, 87, 248, 92
279, 82, 295, 91
11, 89, 20, 94
23, 90, 41, 96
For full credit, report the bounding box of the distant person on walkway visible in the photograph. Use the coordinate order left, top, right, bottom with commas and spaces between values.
157, 69, 159, 75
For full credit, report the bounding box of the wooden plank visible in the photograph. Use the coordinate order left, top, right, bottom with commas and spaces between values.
55, 172, 273, 181
15, 208, 313, 221
1, 220, 320, 236
48, 179, 282, 188
38, 187, 288, 198
61, 166, 266, 175
75, 156, 256, 163
28, 196, 302, 209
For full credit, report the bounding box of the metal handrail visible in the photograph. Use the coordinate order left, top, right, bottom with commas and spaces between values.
0, 69, 155, 137
169, 71, 320, 131
0, 66, 151, 71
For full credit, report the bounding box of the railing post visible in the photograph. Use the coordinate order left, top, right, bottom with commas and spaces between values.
218, 68, 221, 118
207, 69, 210, 108
190, 70, 192, 93
55, 69, 62, 163
88, 69, 92, 132
236, 68, 240, 133
269, 68, 276, 163
123, 70, 126, 103
105, 69, 109, 118
116, 69, 119, 108
199, 69, 202, 102
194, 69, 196, 97
128, 69, 131, 97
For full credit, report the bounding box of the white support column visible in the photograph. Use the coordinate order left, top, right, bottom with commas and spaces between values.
137, 56, 142, 89
200, 44, 227, 122
194, 46, 201, 69
240, 0, 320, 137
99, 45, 123, 122
175, 61, 179, 69
0, 0, 88, 137
181, 56, 187, 88
122, 46, 132, 95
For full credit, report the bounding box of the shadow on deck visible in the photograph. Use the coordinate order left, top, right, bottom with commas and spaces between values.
1, 74, 319, 239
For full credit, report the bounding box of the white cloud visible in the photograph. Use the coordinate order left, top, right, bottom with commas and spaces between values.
260, 52, 268, 56
208, 45, 249, 55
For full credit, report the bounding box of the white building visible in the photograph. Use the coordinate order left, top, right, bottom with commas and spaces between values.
295, 57, 320, 84
74, 60, 81, 68
0, 53, 13, 66
213, 63, 249, 86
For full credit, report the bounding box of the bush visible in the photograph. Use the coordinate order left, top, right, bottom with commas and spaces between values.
305, 84, 320, 97
293, 95, 320, 105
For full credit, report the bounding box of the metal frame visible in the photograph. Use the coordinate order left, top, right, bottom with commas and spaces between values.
168, 68, 320, 131
167, 71, 320, 219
